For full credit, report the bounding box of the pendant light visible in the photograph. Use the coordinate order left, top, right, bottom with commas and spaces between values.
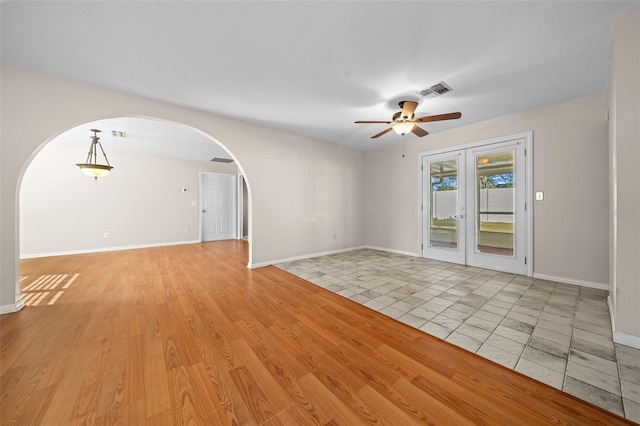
76, 129, 113, 180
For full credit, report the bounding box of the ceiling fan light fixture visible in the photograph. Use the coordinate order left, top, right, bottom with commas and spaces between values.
355, 100, 461, 139
76, 129, 113, 180
392, 122, 414, 135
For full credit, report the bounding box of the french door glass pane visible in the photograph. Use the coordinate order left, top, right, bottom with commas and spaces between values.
475, 151, 514, 256
430, 159, 458, 249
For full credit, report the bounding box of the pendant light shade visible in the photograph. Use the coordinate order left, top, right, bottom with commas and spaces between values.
76, 129, 113, 180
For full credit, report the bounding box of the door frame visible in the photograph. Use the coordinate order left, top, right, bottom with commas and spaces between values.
237, 174, 246, 240
418, 131, 533, 277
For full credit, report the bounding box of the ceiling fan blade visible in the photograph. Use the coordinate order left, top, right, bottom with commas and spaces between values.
355, 120, 392, 124
415, 112, 462, 123
371, 127, 393, 139
401, 101, 418, 119
411, 125, 429, 137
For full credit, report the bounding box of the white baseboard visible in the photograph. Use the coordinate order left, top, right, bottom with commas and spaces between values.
20, 240, 201, 259
248, 246, 367, 269
608, 295, 640, 349
532, 273, 609, 291
613, 331, 640, 349
364, 245, 419, 257
1, 300, 25, 315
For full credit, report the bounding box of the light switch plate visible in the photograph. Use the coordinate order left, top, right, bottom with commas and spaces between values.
536, 191, 544, 201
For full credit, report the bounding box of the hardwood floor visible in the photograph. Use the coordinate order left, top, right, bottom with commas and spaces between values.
1, 241, 634, 425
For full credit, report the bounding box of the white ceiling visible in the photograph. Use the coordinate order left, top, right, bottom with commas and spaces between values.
50, 117, 232, 162
2, 1, 639, 155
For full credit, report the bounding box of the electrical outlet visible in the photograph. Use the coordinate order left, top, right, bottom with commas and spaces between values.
191, 200, 196, 206
104, 232, 110, 239
332, 233, 337, 240
183, 228, 189, 234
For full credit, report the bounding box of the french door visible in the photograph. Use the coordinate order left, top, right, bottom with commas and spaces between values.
422, 150, 467, 265
421, 135, 531, 276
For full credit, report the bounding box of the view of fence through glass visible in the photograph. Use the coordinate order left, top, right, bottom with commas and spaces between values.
430, 159, 459, 249
475, 151, 515, 256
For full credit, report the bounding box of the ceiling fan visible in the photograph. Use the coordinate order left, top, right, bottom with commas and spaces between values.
355, 101, 461, 139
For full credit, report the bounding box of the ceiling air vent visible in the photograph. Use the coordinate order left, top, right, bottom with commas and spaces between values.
211, 157, 234, 163
417, 81, 453, 99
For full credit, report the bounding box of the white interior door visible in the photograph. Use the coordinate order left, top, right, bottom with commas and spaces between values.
421, 135, 531, 276
201, 172, 236, 241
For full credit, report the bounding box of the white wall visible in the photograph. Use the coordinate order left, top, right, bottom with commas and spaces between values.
366, 92, 609, 286
0, 66, 367, 313
20, 143, 238, 257
608, 8, 639, 344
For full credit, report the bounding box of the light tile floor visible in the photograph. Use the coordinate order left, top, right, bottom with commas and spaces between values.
276, 249, 640, 422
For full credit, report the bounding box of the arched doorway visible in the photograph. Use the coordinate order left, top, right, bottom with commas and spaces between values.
17, 116, 252, 308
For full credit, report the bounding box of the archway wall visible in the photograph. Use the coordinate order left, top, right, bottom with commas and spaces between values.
20, 143, 239, 257
1, 66, 367, 312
